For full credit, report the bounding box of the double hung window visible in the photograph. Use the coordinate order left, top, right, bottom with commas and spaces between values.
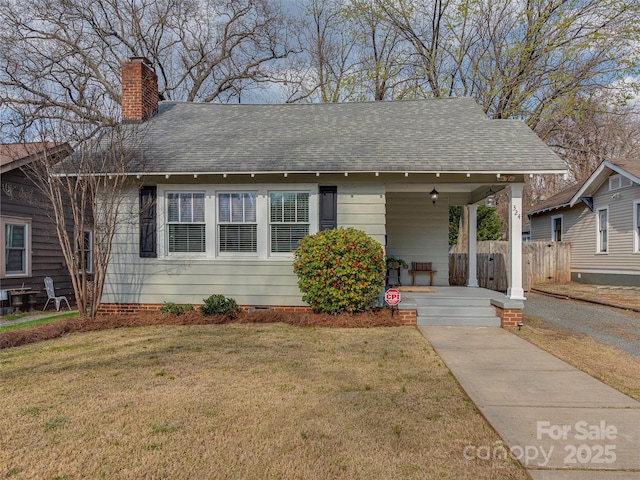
160, 186, 316, 258
77, 229, 93, 273
270, 192, 309, 253
1, 217, 31, 278
596, 207, 608, 253
634, 201, 640, 253
218, 193, 257, 253
167, 192, 206, 253
551, 215, 562, 242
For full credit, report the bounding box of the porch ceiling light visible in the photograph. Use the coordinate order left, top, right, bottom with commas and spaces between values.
485, 186, 497, 207
430, 187, 439, 204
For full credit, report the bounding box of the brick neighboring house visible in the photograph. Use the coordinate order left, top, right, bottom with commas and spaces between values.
527, 160, 640, 286
1, 142, 75, 311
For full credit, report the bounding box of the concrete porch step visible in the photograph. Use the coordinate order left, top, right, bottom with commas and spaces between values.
412, 291, 500, 326
416, 297, 491, 307
417, 305, 497, 317
417, 315, 501, 326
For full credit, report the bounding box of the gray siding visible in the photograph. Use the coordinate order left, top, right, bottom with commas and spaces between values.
336, 183, 386, 245
103, 183, 388, 306
529, 177, 640, 284
385, 192, 450, 286
0, 169, 74, 306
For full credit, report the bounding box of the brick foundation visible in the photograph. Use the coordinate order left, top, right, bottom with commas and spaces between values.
397, 309, 417, 326
97, 303, 163, 315
97, 303, 416, 326
245, 306, 313, 313
494, 306, 523, 328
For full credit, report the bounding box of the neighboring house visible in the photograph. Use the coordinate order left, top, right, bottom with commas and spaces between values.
94, 57, 566, 312
1, 142, 75, 310
522, 222, 531, 242
527, 160, 640, 286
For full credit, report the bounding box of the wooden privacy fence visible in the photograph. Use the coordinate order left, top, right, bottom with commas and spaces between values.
449, 241, 571, 292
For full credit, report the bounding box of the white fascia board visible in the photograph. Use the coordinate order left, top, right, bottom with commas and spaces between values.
569, 160, 640, 207
608, 163, 640, 185
569, 162, 610, 207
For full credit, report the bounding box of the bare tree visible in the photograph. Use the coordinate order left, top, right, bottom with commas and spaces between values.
288, 0, 359, 102
539, 97, 640, 183
0, 0, 296, 129
345, 0, 414, 101
373, 0, 639, 125
6, 117, 145, 318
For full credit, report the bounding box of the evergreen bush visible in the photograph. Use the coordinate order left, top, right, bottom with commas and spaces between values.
160, 302, 194, 316
200, 294, 241, 317
293, 228, 385, 314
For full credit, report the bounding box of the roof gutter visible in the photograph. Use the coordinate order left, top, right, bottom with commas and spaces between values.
58, 169, 567, 178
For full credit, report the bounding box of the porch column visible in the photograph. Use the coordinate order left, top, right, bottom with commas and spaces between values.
467, 204, 479, 287
507, 184, 525, 300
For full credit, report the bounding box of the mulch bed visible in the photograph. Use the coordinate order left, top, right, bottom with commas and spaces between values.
1, 308, 403, 349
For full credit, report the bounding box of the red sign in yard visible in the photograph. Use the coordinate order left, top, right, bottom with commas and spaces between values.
384, 288, 401, 306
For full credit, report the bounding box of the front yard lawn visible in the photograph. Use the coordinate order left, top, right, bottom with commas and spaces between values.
0, 324, 527, 479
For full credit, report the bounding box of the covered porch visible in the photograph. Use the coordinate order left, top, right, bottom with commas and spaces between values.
384, 180, 527, 301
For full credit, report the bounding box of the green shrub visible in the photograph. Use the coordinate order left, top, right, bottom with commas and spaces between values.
293, 228, 386, 314
160, 302, 194, 316
200, 294, 241, 317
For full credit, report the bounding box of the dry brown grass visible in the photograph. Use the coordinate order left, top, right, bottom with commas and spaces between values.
510, 317, 640, 401
0, 324, 528, 479
534, 283, 640, 310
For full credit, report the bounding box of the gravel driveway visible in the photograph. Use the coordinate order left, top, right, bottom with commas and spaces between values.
524, 292, 640, 356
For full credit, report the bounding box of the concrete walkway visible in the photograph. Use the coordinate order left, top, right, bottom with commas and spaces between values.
419, 326, 640, 479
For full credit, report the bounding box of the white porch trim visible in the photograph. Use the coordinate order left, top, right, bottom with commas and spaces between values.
467, 204, 479, 287
507, 184, 525, 300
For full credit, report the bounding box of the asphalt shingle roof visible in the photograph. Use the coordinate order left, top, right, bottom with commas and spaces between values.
526, 182, 584, 215
126, 97, 566, 174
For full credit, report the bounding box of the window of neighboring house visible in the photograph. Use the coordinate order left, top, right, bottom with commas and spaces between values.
1, 216, 32, 278
167, 192, 206, 253
218, 193, 257, 253
609, 174, 632, 191
596, 207, 608, 253
551, 215, 563, 242
634, 201, 640, 253
269, 192, 310, 253
77, 229, 93, 273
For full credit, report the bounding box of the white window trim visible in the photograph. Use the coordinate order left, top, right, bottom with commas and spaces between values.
268, 190, 312, 257
634, 200, 640, 254
596, 206, 609, 254
216, 190, 259, 258
1, 215, 32, 278
156, 184, 318, 260
550, 214, 563, 242
161, 189, 208, 257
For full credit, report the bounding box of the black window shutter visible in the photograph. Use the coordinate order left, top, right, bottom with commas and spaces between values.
139, 186, 157, 257
319, 186, 337, 230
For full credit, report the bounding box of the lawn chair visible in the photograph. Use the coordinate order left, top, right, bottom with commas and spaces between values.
43, 277, 71, 311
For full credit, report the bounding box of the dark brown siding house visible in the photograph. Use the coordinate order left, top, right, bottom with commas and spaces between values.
0, 143, 74, 313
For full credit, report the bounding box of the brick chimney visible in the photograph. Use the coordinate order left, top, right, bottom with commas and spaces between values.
121, 57, 159, 123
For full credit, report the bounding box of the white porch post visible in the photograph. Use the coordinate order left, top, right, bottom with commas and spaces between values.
507, 184, 525, 300
467, 204, 479, 287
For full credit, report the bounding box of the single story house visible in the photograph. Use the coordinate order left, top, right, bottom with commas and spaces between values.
527, 160, 640, 286
94, 57, 567, 323
1, 142, 75, 311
